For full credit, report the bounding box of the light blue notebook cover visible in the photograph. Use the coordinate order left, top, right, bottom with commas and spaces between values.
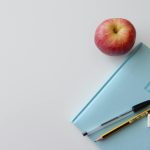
72, 43, 150, 150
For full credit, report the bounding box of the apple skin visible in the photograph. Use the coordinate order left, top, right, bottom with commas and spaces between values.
94, 18, 136, 56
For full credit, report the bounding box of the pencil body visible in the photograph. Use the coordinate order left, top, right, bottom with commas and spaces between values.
96, 108, 150, 141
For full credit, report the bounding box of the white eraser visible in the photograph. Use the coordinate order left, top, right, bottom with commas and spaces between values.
148, 114, 150, 128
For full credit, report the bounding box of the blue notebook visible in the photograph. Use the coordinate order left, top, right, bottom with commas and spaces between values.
72, 43, 150, 150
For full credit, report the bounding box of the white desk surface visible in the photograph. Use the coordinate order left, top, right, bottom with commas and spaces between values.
1, 0, 150, 149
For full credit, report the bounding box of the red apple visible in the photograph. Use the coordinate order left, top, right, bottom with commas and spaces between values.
94, 18, 136, 56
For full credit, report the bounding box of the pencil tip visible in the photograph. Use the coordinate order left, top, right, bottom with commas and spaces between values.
95, 137, 103, 142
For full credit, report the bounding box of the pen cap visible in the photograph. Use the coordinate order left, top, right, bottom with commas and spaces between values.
132, 100, 150, 112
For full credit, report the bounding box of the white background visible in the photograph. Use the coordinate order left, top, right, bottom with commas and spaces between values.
0, 0, 150, 150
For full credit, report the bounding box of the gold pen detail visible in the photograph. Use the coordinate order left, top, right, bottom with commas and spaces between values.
95, 108, 150, 142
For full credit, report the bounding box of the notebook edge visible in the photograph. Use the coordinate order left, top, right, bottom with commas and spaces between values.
71, 42, 143, 123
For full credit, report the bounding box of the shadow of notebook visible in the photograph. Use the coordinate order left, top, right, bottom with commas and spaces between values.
72, 43, 150, 150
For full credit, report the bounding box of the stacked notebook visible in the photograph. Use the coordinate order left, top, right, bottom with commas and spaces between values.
72, 43, 150, 150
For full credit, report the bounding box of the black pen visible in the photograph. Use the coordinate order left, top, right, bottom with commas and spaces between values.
83, 100, 150, 136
